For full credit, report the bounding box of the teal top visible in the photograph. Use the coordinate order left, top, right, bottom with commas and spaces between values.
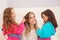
36, 21, 56, 38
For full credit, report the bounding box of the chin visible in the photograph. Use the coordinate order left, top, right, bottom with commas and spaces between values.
33, 22, 36, 24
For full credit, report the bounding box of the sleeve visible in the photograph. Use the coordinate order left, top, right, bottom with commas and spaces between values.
36, 28, 42, 37
2, 25, 7, 35
36, 22, 56, 38
50, 23, 56, 35
17, 22, 25, 34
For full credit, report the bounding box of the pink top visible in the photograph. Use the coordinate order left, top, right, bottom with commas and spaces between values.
2, 22, 25, 35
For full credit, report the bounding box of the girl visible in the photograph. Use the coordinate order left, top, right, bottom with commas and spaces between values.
22, 12, 38, 40
2, 7, 25, 40
36, 9, 58, 40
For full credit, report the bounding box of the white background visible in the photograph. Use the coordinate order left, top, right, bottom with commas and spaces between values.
0, 0, 60, 40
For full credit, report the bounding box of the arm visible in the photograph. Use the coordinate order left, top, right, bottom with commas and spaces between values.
36, 22, 55, 38
17, 22, 25, 34
36, 28, 42, 37
2, 25, 7, 35
17, 18, 26, 34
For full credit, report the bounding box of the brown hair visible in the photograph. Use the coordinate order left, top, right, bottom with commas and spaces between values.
3, 7, 18, 32
24, 12, 37, 35
41, 9, 58, 28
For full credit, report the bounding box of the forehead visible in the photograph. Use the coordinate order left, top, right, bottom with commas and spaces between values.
29, 13, 35, 17
42, 14, 46, 17
11, 9, 14, 11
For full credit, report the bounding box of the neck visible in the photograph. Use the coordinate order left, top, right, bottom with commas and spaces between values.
30, 24, 35, 30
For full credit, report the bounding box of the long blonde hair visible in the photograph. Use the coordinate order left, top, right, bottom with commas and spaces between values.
3, 7, 18, 32
24, 12, 37, 35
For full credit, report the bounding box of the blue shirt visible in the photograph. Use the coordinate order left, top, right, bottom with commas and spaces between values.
36, 21, 56, 38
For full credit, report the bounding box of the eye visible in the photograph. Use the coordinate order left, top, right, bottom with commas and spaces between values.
29, 17, 32, 19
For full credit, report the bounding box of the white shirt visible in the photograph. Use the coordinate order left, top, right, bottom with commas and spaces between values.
22, 30, 38, 40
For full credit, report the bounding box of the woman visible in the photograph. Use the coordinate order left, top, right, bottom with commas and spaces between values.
22, 12, 38, 40
36, 9, 58, 40
2, 7, 25, 40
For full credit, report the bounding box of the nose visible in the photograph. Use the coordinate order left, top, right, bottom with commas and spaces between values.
33, 18, 36, 21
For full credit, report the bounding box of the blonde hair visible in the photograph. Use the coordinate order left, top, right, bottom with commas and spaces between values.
24, 12, 37, 35
3, 7, 18, 32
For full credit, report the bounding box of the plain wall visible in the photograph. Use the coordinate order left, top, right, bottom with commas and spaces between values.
8, 0, 60, 7
0, 0, 60, 40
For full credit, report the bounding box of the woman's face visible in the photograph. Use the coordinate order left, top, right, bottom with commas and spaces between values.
28, 13, 36, 25
41, 14, 48, 23
11, 9, 15, 20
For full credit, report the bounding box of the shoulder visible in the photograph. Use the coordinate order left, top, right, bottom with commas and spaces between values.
45, 21, 54, 26
42, 21, 54, 29
11, 24, 18, 29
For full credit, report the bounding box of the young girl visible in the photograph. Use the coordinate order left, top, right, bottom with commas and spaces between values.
22, 12, 38, 40
36, 9, 58, 40
2, 7, 25, 40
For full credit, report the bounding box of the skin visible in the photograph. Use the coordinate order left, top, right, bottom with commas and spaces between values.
11, 9, 16, 20
28, 13, 36, 29
41, 14, 49, 23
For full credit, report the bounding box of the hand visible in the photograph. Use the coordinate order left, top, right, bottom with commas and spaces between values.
22, 17, 26, 23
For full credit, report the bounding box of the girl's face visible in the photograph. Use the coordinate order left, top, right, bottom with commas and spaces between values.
11, 9, 15, 20
28, 13, 36, 25
41, 14, 48, 23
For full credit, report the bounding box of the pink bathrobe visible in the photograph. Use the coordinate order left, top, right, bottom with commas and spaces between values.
2, 22, 25, 40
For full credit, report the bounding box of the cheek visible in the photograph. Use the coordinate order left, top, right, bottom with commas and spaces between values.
29, 19, 32, 23
12, 14, 15, 19
29, 19, 36, 24
29, 20, 33, 24
44, 17, 48, 22
42, 17, 46, 22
